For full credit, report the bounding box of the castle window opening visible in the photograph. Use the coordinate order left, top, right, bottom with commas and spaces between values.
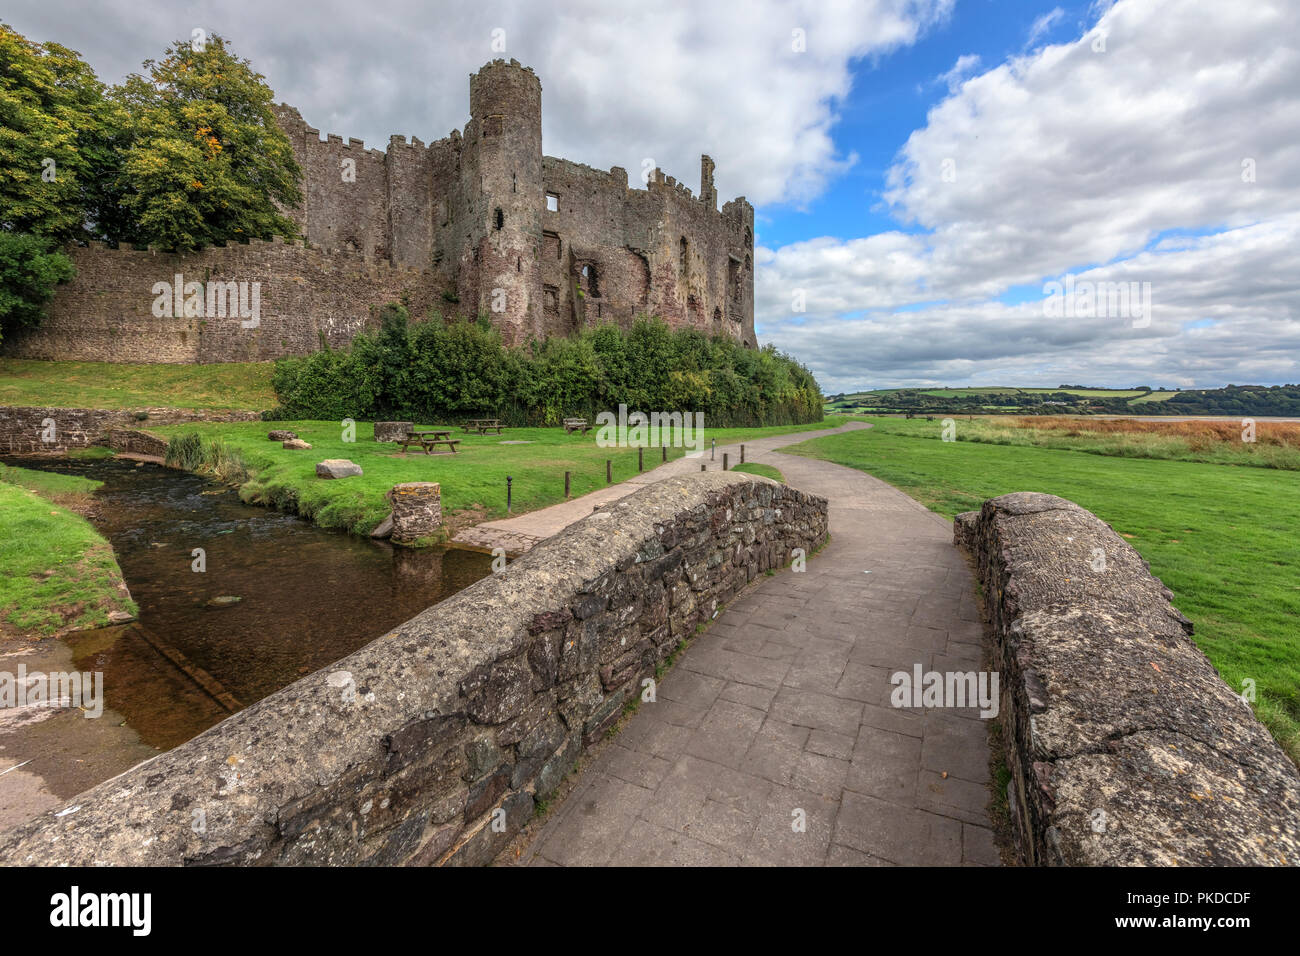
546, 193, 558, 212
513, 174, 517, 193
495, 208, 504, 230
679, 237, 688, 274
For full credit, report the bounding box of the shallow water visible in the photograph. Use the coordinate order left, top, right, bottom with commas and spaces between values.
2, 455, 492, 750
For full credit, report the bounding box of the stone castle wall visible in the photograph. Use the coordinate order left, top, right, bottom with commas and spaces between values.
5, 59, 755, 363
3, 239, 441, 364
0, 474, 827, 866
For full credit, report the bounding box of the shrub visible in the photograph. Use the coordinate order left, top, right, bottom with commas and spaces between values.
270, 310, 823, 428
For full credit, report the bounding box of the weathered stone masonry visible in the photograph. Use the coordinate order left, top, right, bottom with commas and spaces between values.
0, 473, 825, 866
0, 405, 258, 454
274, 58, 757, 347
955, 492, 1300, 866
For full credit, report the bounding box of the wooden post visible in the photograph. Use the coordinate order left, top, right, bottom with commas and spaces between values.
506, 475, 513, 514
723, 453, 729, 471
638, 446, 643, 472
700, 463, 706, 472
606, 459, 612, 484
662, 445, 667, 463
564, 471, 570, 499
740, 444, 745, 464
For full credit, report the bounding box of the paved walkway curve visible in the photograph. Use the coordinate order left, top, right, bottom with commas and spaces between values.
511, 422, 1001, 866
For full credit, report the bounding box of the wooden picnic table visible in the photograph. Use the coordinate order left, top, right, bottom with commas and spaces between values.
397, 428, 460, 454
563, 418, 591, 435
461, 418, 504, 435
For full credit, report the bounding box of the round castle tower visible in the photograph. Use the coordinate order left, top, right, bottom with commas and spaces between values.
465, 59, 544, 342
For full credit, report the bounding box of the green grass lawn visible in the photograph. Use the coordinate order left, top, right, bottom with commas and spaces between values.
151, 417, 844, 537
730, 462, 785, 483
0, 358, 276, 411
0, 467, 135, 639
784, 418, 1300, 764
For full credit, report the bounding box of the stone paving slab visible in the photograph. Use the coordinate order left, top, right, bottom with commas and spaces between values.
507, 422, 1002, 867
451, 422, 859, 555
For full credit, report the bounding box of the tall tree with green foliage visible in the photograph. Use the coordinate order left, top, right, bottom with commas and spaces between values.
111, 33, 303, 252
0, 24, 109, 339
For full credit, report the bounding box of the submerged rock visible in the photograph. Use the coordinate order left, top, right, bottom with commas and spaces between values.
205, 596, 242, 608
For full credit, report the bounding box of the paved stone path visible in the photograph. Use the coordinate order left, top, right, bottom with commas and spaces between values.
510, 422, 1001, 866
452, 423, 858, 554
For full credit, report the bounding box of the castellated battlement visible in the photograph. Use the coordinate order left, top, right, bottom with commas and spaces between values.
274, 59, 755, 347
6, 62, 754, 365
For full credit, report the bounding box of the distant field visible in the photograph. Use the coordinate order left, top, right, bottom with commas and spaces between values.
784, 418, 1300, 765
827, 385, 1175, 406
0, 359, 277, 411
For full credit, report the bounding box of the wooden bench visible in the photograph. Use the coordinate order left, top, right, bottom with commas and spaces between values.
563, 418, 591, 435
397, 429, 460, 454
461, 418, 504, 435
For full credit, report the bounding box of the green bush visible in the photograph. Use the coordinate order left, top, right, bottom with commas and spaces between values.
271, 308, 823, 428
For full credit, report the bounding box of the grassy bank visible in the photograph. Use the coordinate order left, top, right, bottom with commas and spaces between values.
152, 417, 846, 536
784, 419, 1300, 764
0, 358, 276, 411
730, 462, 785, 483
0, 466, 135, 639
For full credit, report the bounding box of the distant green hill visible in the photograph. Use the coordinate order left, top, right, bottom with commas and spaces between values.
824, 384, 1300, 417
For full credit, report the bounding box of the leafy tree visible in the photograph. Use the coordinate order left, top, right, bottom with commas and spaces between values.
0, 231, 74, 343
111, 34, 302, 252
0, 23, 116, 241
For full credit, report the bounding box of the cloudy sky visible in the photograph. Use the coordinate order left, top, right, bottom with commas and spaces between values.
8, 0, 1298, 392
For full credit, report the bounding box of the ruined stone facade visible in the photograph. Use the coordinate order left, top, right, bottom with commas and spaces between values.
273, 59, 756, 347
3, 59, 754, 365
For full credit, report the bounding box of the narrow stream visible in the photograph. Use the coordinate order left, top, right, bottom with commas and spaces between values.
3, 455, 493, 751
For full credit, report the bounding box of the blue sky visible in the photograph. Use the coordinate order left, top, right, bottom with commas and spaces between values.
759, 0, 1082, 249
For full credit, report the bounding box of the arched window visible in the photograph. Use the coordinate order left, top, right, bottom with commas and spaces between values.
494, 208, 504, 230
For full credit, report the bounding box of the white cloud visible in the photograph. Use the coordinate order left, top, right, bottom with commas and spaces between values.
3, 0, 953, 207
761, 0, 1300, 390
937, 53, 981, 92
1025, 7, 1064, 48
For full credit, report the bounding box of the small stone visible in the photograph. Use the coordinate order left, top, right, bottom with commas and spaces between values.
282, 439, 312, 449
206, 595, 242, 608
316, 459, 363, 479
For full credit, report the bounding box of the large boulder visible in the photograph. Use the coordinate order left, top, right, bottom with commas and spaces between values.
268, 430, 298, 441
374, 421, 413, 443
316, 459, 363, 479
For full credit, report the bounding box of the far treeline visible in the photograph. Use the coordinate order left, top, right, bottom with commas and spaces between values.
269, 307, 824, 429
829, 386, 1300, 418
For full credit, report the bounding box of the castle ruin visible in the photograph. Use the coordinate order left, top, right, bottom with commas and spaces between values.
273, 59, 756, 347
3, 59, 755, 365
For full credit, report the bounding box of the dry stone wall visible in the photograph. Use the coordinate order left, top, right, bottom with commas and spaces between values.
955, 492, 1300, 866
0, 405, 258, 454
0, 473, 827, 866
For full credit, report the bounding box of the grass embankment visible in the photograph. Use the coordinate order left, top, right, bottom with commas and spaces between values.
0, 465, 135, 639
730, 462, 785, 483
0, 358, 276, 411
927, 416, 1300, 469
785, 418, 1300, 764
152, 417, 844, 536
